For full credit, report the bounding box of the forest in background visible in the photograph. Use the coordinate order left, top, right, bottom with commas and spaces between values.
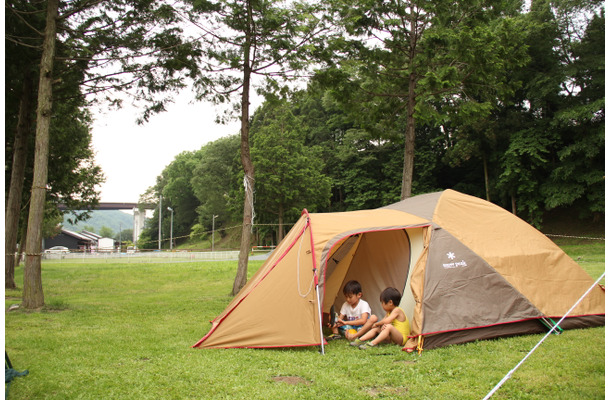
5, 0, 604, 299
137, 1, 604, 249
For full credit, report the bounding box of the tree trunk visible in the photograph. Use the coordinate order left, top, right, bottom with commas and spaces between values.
6, 72, 33, 289
401, 69, 416, 200
483, 156, 490, 202
233, 0, 254, 296
401, 19, 419, 201
23, 0, 59, 309
511, 193, 517, 215
17, 217, 28, 267
277, 204, 284, 243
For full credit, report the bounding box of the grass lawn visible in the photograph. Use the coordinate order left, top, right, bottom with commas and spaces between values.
5, 243, 604, 399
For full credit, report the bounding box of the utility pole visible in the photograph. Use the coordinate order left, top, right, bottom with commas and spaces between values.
212, 214, 219, 252
158, 195, 162, 250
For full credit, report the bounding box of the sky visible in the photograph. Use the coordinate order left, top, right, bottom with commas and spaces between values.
91, 90, 249, 203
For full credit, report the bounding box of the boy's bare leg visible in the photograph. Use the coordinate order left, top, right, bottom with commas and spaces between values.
370, 325, 403, 346
350, 315, 378, 340
357, 327, 380, 342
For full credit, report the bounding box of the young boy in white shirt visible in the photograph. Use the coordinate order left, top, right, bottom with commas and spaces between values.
327, 280, 378, 341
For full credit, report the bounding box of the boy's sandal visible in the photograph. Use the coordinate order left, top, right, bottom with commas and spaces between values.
325, 334, 342, 341
359, 342, 377, 350
349, 339, 364, 346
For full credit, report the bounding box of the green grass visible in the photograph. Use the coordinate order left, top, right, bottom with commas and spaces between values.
5, 243, 604, 399
558, 241, 605, 285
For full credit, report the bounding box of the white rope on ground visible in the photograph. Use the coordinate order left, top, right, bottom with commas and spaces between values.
482, 271, 606, 400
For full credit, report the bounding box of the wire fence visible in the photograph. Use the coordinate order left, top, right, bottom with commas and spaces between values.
41, 248, 274, 263
544, 233, 605, 241
135, 222, 286, 248
36, 231, 603, 264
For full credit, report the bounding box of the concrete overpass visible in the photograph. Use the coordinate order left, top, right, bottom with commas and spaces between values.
59, 202, 156, 244
58, 202, 156, 211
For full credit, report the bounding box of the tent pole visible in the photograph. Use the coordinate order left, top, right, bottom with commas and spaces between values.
303, 210, 325, 354
315, 284, 325, 355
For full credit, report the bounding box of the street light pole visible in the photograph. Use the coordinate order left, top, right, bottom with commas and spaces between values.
158, 195, 162, 250
167, 207, 174, 250
212, 214, 218, 252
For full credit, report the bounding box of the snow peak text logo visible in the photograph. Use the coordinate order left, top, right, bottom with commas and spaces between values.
442, 251, 468, 269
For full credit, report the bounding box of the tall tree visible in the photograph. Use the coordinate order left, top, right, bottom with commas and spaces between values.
289, 83, 357, 212
6, 0, 100, 289
187, 0, 326, 294
493, 0, 604, 224
5, 0, 41, 289
5, 73, 34, 289
319, 0, 527, 199
160, 151, 203, 245
250, 97, 331, 242
23, 0, 59, 308
334, 129, 404, 210
12, 0, 202, 308
143, 150, 204, 247
5, 0, 46, 289
493, 0, 562, 221
540, 4, 605, 219
191, 136, 241, 238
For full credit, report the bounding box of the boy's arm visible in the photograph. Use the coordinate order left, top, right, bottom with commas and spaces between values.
374, 308, 402, 326
334, 313, 347, 327
347, 312, 369, 327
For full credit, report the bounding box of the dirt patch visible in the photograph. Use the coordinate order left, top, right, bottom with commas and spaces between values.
271, 376, 311, 386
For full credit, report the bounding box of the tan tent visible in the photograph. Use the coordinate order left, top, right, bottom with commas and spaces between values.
193, 190, 605, 352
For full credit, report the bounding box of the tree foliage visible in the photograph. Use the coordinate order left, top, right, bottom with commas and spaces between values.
6, 0, 603, 298
4, 0, 205, 302
493, 0, 605, 224
316, 0, 528, 199
250, 97, 331, 242
191, 136, 241, 231
184, 0, 327, 294
142, 0, 603, 244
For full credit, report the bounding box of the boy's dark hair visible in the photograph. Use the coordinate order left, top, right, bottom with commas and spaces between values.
343, 280, 362, 296
380, 287, 402, 305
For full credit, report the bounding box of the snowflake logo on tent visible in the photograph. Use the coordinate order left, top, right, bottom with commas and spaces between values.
447, 252, 456, 260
